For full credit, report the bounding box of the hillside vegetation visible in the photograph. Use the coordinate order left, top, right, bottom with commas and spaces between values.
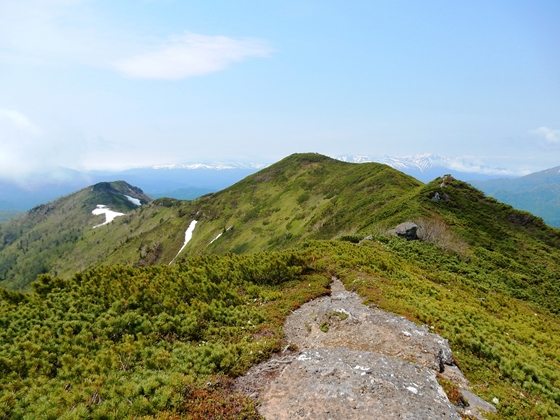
1, 239, 559, 418
0, 181, 151, 290
0, 153, 559, 418
35, 155, 560, 299
0, 154, 426, 289
0, 211, 23, 223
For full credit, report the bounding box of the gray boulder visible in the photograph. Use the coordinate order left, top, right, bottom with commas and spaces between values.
387, 222, 418, 240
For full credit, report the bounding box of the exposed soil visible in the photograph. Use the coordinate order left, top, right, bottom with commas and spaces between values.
235, 278, 496, 419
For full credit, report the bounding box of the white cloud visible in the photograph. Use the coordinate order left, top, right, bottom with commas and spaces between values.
113, 32, 271, 80
0, 0, 111, 67
532, 126, 560, 145
0, 111, 42, 179
0, 2, 271, 79
0, 109, 41, 135
0, 108, 116, 181
443, 156, 523, 176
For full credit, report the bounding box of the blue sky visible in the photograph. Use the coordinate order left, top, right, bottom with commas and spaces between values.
1, 0, 559, 178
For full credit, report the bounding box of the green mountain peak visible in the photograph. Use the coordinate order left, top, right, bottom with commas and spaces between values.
0, 181, 152, 289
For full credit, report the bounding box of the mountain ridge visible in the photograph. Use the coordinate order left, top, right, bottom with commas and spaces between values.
2, 153, 558, 298
0, 153, 559, 418
0, 181, 152, 289
0, 153, 531, 213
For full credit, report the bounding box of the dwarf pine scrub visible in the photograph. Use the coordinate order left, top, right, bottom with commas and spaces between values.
1, 238, 560, 419
0, 251, 330, 419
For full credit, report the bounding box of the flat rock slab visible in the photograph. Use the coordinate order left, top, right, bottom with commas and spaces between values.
258, 347, 460, 420
284, 278, 455, 373
235, 278, 495, 420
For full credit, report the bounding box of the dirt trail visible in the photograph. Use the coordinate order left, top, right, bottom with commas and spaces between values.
235, 278, 496, 419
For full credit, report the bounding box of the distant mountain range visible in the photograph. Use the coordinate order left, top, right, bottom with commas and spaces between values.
334, 154, 519, 182
471, 165, 560, 227
1, 154, 558, 228
0, 162, 266, 211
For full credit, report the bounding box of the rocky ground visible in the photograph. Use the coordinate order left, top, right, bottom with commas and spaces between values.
235, 278, 497, 419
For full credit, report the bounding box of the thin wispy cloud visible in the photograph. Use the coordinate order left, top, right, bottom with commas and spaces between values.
0, 109, 41, 135
443, 156, 523, 176
0, 109, 41, 179
0, 2, 270, 79
532, 126, 560, 145
114, 32, 271, 80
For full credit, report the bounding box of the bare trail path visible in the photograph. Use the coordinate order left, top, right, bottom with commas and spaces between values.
236, 278, 496, 419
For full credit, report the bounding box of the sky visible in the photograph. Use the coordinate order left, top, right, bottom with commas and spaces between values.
1, 0, 559, 179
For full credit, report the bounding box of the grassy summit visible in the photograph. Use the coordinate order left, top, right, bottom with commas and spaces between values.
1, 153, 426, 287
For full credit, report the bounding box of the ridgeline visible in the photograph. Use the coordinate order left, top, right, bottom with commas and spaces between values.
0, 153, 559, 419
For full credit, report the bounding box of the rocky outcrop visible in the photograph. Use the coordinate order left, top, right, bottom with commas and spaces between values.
386, 222, 418, 240
236, 278, 496, 419
259, 348, 459, 420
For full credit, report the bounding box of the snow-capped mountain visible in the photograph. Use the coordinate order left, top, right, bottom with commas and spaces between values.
336, 154, 446, 171
334, 154, 519, 182
142, 162, 268, 170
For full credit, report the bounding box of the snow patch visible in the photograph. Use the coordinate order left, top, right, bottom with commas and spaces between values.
92, 205, 125, 228
208, 226, 232, 246
124, 195, 141, 206
209, 232, 222, 245
170, 220, 197, 264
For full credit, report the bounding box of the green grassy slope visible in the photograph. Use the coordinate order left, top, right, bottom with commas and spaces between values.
181, 153, 425, 254
316, 239, 560, 419
0, 153, 425, 285
0, 181, 152, 290
3, 153, 560, 294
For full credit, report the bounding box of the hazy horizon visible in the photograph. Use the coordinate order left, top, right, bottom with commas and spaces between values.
1, 1, 559, 179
